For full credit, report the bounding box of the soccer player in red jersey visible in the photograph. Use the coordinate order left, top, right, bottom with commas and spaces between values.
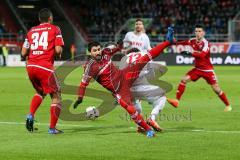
21, 8, 65, 134
167, 25, 232, 112
73, 27, 175, 138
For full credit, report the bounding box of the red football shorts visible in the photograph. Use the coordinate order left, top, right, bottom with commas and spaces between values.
27, 65, 60, 94
187, 68, 217, 85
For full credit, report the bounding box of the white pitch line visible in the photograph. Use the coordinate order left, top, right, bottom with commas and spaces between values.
1, 121, 240, 134
198, 130, 240, 134
0, 121, 93, 127
166, 128, 240, 134
131, 127, 240, 134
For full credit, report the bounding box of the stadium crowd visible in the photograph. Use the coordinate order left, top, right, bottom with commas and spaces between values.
63, 0, 240, 36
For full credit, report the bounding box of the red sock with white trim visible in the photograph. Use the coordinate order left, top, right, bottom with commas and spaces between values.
29, 94, 43, 116
118, 98, 151, 131
131, 111, 151, 131
50, 103, 62, 129
176, 81, 186, 100
218, 91, 230, 106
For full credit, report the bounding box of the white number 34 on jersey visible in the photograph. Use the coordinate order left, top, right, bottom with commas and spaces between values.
31, 31, 48, 50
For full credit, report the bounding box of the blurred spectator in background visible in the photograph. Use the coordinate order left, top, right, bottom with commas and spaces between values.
1, 44, 8, 66
18, 30, 24, 42
70, 43, 76, 62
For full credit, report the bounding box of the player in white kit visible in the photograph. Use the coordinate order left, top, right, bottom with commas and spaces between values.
120, 19, 167, 132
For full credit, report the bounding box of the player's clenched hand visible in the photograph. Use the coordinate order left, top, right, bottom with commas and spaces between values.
73, 97, 83, 109
180, 51, 192, 56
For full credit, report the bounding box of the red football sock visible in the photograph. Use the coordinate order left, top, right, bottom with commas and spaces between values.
50, 103, 61, 129
218, 91, 230, 106
118, 98, 151, 131
176, 81, 186, 100
29, 94, 43, 116
131, 111, 151, 131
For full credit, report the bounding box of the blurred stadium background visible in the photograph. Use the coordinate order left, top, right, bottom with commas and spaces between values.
0, 0, 240, 66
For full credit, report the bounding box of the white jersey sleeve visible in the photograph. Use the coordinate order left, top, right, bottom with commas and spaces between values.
145, 34, 152, 51
123, 32, 131, 49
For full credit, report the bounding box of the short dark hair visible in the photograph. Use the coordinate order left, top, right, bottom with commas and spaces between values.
38, 8, 52, 22
135, 18, 143, 23
88, 41, 101, 52
195, 24, 204, 30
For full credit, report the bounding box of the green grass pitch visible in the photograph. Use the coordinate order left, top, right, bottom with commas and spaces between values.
0, 66, 239, 160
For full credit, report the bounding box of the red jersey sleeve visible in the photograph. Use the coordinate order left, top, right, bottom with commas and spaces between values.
176, 40, 190, 45
192, 40, 210, 58
55, 26, 64, 46
78, 60, 97, 98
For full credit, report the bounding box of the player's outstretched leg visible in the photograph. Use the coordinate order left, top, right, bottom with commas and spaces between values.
138, 27, 174, 64
167, 80, 186, 108
118, 98, 155, 137
132, 111, 155, 138
147, 118, 162, 132
168, 75, 191, 108
133, 99, 142, 114
211, 84, 231, 112
146, 96, 166, 132
133, 100, 146, 133
220, 92, 232, 112
167, 80, 185, 108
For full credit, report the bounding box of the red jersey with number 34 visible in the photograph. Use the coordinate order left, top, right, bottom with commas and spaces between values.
23, 23, 64, 69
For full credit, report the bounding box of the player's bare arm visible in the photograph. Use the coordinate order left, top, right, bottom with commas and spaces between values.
55, 46, 63, 58
21, 47, 29, 58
